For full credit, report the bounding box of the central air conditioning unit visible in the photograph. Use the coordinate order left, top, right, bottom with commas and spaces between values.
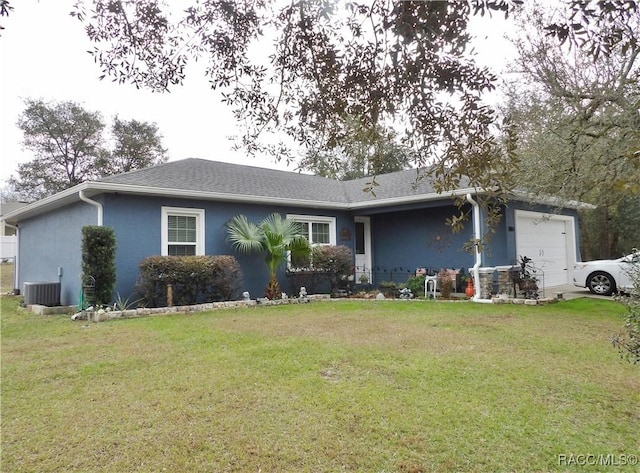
23, 282, 61, 306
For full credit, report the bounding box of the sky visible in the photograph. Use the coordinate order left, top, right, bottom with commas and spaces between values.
0, 0, 514, 187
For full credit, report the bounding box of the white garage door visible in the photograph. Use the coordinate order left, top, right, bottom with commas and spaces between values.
515, 211, 575, 288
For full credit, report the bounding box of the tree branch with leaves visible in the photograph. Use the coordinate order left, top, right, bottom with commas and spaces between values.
501, 1, 640, 258
72, 0, 520, 211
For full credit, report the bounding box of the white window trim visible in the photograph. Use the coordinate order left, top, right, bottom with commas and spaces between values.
286, 214, 336, 245
161, 206, 205, 256
286, 214, 337, 270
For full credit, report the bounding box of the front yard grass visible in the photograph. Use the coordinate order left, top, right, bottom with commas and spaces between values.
1, 296, 639, 472
0, 262, 14, 293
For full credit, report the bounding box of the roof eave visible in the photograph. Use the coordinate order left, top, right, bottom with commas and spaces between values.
509, 190, 596, 210
3, 181, 589, 224
347, 187, 485, 210
2, 182, 478, 223
1, 182, 91, 224
0, 182, 353, 223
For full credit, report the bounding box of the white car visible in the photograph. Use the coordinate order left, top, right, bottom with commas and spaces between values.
573, 251, 639, 296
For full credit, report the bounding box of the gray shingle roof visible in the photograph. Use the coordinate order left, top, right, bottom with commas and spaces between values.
343, 168, 457, 202
98, 158, 451, 205
0, 201, 29, 216
99, 158, 348, 203
2, 158, 591, 225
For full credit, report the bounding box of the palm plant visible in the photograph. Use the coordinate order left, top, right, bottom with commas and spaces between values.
226, 213, 310, 299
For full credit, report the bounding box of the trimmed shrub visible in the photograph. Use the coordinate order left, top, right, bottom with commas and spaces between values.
82, 226, 116, 307
405, 274, 426, 297
287, 245, 353, 295
311, 245, 353, 276
137, 255, 242, 307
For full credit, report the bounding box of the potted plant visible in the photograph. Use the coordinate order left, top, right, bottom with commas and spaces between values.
464, 276, 475, 297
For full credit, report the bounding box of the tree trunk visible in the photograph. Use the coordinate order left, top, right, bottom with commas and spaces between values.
265, 273, 281, 300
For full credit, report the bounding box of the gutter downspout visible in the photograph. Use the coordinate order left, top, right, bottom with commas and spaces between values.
5, 223, 19, 293
79, 190, 103, 226
466, 193, 491, 303
78, 190, 103, 314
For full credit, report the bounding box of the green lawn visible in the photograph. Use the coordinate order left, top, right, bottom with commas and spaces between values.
0, 262, 14, 293
1, 296, 638, 472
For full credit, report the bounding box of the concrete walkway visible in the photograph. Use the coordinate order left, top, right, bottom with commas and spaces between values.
542, 284, 616, 301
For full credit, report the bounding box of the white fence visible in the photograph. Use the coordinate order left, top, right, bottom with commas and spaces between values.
0, 235, 16, 261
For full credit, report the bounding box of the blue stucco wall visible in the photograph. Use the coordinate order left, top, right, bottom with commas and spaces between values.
17, 201, 96, 306
368, 205, 476, 285
102, 194, 354, 302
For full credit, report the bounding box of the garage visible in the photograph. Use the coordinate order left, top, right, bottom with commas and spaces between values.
515, 210, 577, 288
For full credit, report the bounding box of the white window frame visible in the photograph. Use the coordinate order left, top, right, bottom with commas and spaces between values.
286, 214, 336, 269
287, 214, 336, 246
161, 206, 205, 256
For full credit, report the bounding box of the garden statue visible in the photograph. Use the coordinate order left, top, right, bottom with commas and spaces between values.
299, 286, 309, 303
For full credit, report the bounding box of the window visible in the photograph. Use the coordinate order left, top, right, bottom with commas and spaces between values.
287, 214, 336, 268
161, 207, 205, 256
287, 214, 336, 246
355, 221, 365, 255
299, 221, 332, 245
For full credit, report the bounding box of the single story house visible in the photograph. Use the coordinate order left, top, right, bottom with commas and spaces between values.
2, 158, 587, 305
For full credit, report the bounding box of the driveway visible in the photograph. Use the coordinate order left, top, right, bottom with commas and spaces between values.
544, 284, 617, 301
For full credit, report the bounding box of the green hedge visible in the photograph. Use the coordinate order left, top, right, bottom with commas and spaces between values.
286, 245, 353, 295
137, 255, 242, 307
82, 226, 116, 307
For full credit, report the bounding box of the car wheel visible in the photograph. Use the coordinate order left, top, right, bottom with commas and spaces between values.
587, 271, 616, 296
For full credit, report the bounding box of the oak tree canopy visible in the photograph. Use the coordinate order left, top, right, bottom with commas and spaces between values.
71, 0, 519, 205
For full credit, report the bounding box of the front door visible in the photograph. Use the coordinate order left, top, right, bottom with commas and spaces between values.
354, 216, 372, 285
